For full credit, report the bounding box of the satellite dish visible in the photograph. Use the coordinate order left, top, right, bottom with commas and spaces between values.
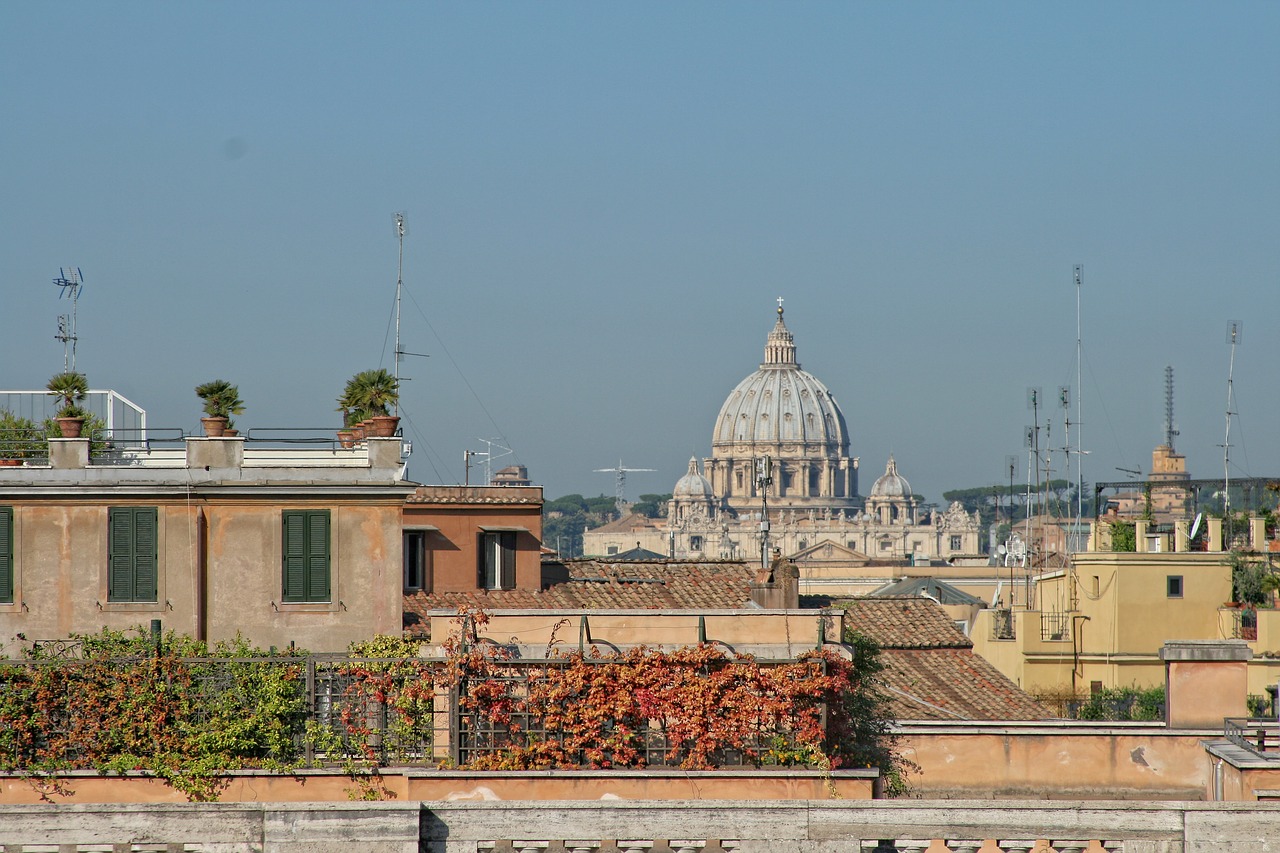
1189, 513, 1203, 541
997, 544, 1007, 556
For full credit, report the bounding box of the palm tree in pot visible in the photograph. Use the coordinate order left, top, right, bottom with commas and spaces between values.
195, 380, 245, 437
47, 372, 89, 438
335, 383, 369, 446
345, 369, 400, 437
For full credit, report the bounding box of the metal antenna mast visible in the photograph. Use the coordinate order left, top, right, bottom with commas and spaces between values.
594, 460, 655, 512
393, 214, 405, 417
1222, 322, 1241, 539
1073, 264, 1085, 527
53, 267, 84, 372
1164, 365, 1179, 450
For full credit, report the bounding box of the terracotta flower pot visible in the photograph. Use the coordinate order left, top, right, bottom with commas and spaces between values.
201, 416, 228, 437
337, 430, 356, 448
369, 415, 400, 437
56, 417, 85, 439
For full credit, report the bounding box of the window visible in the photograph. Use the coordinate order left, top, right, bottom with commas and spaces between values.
607, 545, 618, 556
403, 530, 431, 592
282, 510, 330, 603
1167, 575, 1183, 598
479, 531, 516, 590
0, 507, 11, 605
950, 535, 962, 550
690, 535, 704, 551
108, 507, 158, 602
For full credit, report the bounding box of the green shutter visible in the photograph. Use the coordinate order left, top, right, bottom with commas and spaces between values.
133, 508, 158, 602
0, 507, 12, 604
283, 510, 330, 603
282, 512, 307, 602
108, 507, 158, 603
306, 511, 330, 601
108, 507, 135, 602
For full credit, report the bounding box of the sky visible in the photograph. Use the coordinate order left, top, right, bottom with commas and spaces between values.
2, 3, 1277, 507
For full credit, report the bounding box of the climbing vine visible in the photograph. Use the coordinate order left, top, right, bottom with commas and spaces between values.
0, 611, 907, 800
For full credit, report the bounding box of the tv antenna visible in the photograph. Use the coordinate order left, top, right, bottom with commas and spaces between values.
1164, 365, 1179, 450
594, 459, 655, 512
1221, 321, 1241, 534
464, 438, 513, 486
391, 213, 430, 417
53, 267, 84, 372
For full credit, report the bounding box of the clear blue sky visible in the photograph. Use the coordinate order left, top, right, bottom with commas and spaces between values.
3, 3, 1277, 506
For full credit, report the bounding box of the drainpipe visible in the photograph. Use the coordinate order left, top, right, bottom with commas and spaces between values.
196, 505, 208, 642
1214, 757, 1224, 801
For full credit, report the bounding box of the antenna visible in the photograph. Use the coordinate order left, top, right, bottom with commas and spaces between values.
466, 438, 512, 486
53, 267, 85, 372
1073, 264, 1085, 527
393, 214, 405, 417
1222, 321, 1241, 537
593, 459, 656, 512
1164, 365, 1179, 450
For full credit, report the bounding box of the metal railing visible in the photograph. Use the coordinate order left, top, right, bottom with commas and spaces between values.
1040, 611, 1071, 642
1224, 716, 1280, 758
989, 609, 1015, 641
0, 653, 816, 770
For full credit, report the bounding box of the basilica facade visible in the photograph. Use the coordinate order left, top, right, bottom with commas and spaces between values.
584, 304, 982, 564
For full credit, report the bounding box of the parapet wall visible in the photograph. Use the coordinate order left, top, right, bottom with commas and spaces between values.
3, 799, 1280, 852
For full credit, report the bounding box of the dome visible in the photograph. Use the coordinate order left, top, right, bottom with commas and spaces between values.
673, 456, 714, 499
870, 455, 912, 498
712, 306, 850, 450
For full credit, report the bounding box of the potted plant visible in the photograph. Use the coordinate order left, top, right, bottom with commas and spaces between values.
335, 385, 368, 446
195, 380, 244, 437
0, 410, 42, 465
342, 369, 399, 437
47, 371, 89, 438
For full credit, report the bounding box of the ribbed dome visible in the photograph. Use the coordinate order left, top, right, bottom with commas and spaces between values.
870, 455, 912, 498
673, 456, 714, 499
712, 306, 849, 450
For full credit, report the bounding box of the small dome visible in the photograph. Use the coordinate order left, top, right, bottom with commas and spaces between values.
673, 457, 714, 499
870, 455, 912, 498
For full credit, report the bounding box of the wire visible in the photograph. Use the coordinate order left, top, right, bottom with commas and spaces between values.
401, 283, 516, 463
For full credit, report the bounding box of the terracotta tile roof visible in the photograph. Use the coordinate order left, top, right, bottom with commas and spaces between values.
403, 560, 757, 635
842, 596, 1049, 720
842, 596, 972, 649
877, 648, 1050, 721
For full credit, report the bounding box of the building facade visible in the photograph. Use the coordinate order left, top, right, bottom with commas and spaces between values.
0, 435, 414, 654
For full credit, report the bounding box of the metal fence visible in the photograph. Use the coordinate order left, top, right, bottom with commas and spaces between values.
0, 654, 813, 769
1224, 716, 1280, 757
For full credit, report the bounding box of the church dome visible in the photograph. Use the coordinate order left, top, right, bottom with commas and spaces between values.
712, 305, 850, 450
870, 455, 912, 498
673, 456, 714, 499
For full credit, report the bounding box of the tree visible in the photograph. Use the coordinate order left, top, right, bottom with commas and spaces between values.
631, 493, 672, 519
543, 493, 620, 558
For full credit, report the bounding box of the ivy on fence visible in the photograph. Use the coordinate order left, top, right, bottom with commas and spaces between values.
0, 610, 907, 801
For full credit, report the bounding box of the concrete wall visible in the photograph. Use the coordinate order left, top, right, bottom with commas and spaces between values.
0, 769, 875, 805
3, 799, 1280, 852
898, 722, 1215, 800
424, 609, 840, 657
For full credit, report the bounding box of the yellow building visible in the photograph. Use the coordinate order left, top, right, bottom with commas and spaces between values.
973, 514, 1280, 703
